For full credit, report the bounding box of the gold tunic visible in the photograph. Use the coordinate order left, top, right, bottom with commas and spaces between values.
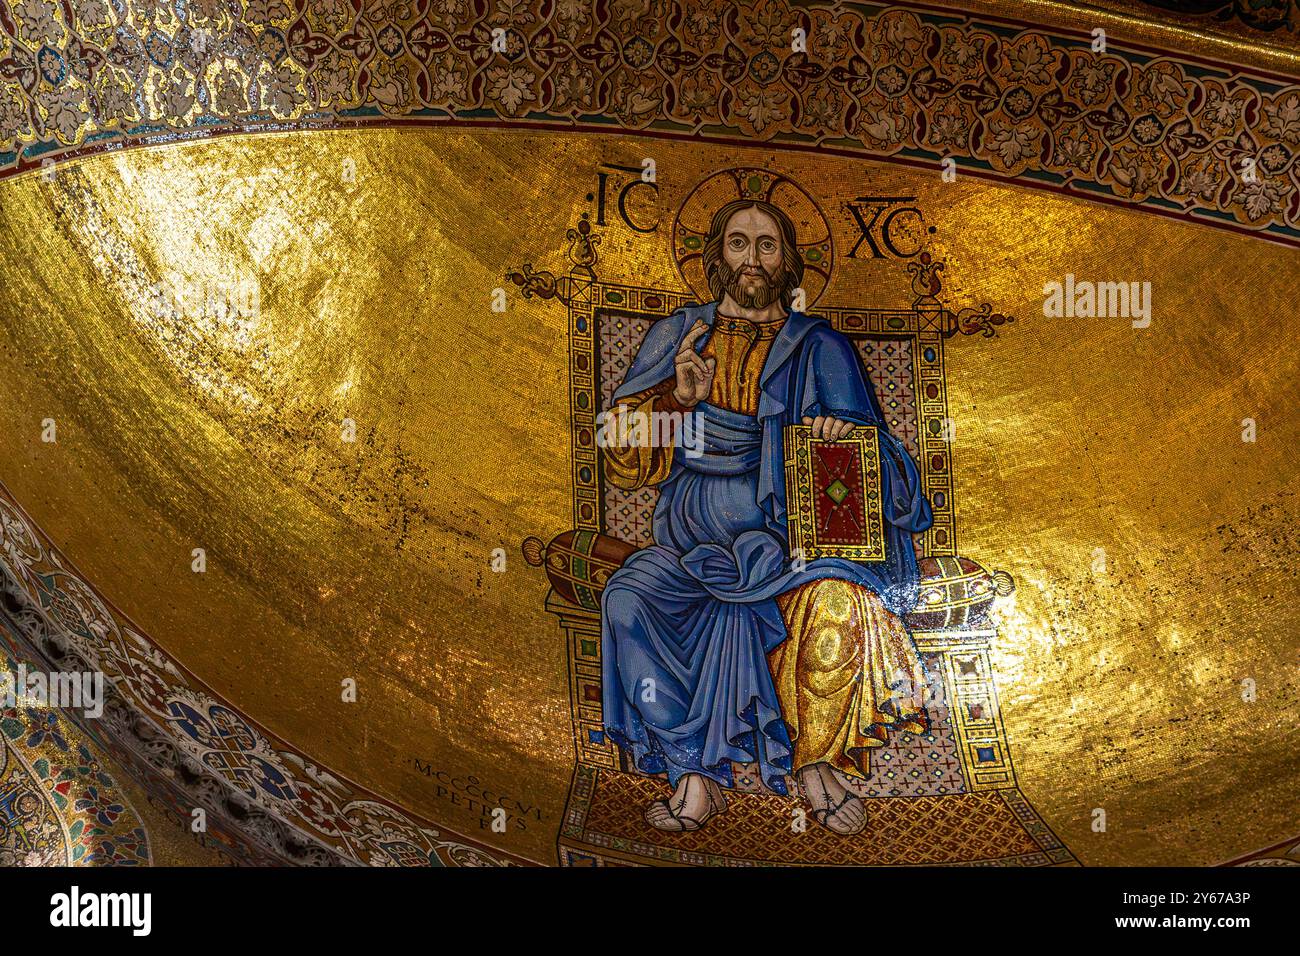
773, 580, 928, 779
603, 313, 928, 779
699, 313, 784, 416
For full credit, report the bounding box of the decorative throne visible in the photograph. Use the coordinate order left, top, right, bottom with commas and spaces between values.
515, 196, 1074, 867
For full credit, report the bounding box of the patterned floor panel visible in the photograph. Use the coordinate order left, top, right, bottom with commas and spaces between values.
560, 765, 1075, 867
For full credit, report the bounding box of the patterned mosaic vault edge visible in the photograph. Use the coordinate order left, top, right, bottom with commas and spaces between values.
1, 642, 150, 866
3, 1, 1300, 245
0, 484, 519, 867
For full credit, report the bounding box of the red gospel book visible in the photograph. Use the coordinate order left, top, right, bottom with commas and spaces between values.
783, 424, 887, 562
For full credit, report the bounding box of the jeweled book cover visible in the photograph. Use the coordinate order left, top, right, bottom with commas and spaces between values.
784, 423, 888, 561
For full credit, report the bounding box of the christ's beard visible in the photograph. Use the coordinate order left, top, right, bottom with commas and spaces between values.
717, 261, 787, 309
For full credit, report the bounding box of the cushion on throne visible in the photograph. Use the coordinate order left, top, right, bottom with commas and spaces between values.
521, 531, 1011, 633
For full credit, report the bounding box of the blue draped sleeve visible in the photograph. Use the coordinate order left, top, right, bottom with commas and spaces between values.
790, 327, 933, 534
612, 306, 713, 403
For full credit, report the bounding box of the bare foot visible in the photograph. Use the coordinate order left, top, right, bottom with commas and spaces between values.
645, 773, 728, 832
798, 762, 866, 835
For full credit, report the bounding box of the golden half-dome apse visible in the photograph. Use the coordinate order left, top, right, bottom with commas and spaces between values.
0, 0, 1296, 868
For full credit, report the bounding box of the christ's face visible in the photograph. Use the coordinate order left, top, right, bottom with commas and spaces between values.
720, 206, 784, 309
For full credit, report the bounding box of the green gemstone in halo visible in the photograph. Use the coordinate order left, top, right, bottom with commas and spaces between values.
747, 175, 762, 193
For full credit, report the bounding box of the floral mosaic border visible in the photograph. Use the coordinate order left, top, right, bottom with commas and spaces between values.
0, 483, 520, 867
1, 1, 1300, 244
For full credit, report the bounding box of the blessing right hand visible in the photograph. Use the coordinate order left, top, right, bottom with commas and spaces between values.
672, 321, 716, 408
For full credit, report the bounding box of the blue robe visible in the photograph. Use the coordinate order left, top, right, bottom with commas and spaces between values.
601, 302, 933, 794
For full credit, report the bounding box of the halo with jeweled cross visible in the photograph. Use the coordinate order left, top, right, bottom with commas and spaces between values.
673, 168, 834, 309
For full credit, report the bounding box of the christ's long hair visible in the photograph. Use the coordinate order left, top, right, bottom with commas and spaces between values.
701, 199, 805, 311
